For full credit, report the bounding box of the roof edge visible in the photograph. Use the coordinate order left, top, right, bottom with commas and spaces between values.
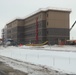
24, 7, 71, 19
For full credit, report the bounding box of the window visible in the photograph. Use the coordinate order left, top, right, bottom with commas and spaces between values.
47, 14, 48, 17
47, 31, 48, 34
47, 22, 48, 26
39, 14, 41, 18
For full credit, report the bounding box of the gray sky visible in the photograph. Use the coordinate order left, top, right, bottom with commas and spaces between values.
0, 0, 76, 39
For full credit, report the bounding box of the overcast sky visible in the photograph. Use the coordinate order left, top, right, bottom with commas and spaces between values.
0, 0, 76, 39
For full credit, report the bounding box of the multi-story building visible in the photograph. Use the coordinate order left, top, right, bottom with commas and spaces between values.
3, 8, 71, 45
7, 19, 25, 44
24, 11, 46, 44
2, 25, 7, 43
24, 8, 71, 44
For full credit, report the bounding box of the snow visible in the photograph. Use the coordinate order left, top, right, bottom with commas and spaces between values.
0, 45, 76, 74
0, 55, 62, 75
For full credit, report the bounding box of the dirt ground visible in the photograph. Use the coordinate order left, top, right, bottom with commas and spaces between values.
0, 61, 28, 75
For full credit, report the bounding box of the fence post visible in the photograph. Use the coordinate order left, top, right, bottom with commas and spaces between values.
53, 57, 55, 66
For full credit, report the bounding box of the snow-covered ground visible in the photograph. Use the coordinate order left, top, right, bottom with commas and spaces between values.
0, 55, 64, 75
0, 45, 76, 74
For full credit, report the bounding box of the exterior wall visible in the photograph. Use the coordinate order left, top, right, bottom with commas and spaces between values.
46, 11, 69, 28
24, 12, 46, 44
5, 8, 71, 45
24, 10, 70, 44
7, 19, 25, 44
2, 26, 7, 42
46, 28, 69, 44
45, 10, 70, 44
7, 20, 18, 41
17, 26, 25, 44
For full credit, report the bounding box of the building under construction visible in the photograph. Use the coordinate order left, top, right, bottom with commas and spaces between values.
3, 7, 71, 45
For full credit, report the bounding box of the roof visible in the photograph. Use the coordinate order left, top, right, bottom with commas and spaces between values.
6, 19, 24, 26
39, 7, 71, 12
6, 7, 71, 25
